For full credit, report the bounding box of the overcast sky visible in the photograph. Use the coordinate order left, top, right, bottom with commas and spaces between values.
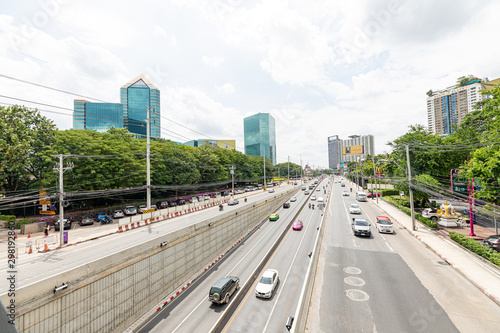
1, 0, 500, 168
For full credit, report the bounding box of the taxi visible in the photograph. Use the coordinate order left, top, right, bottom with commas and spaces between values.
292, 220, 303, 230
269, 213, 279, 221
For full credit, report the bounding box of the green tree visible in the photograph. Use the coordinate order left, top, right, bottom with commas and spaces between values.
0, 105, 57, 192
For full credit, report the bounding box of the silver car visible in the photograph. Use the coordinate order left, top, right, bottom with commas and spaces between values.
349, 203, 361, 214
352, 218, 371, 237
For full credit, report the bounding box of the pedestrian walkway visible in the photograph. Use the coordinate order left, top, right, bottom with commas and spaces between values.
374, 198, 500, 307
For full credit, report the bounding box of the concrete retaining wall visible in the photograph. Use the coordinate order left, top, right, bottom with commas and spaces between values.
3, 189, 295, 333
20, 222, 45, 235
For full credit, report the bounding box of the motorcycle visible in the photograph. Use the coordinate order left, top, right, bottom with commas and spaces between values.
219, 204, 223, 211
244, 197, 247, 203
97, 214, 112, 224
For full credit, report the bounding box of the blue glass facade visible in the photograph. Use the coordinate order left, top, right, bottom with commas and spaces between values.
440, 95, 450, 135
244, 113, 276, 165
121, 76, 161, 139
73, 100, 124, 132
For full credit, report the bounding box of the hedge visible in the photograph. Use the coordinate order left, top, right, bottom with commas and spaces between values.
381, 189, 400, 196
449, 231, 500, 267
383, 196, 438, 229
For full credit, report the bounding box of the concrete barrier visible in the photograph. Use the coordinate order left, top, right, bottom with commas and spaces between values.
1, 189, 295, 333
20, 222, 45, 235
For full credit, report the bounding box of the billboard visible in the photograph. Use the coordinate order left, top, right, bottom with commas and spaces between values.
217, 140, 236, 150
343, 145, 364, 155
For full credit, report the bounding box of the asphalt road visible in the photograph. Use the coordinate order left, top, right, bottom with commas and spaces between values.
139, 180, 321, 332
307, 178, 459, 333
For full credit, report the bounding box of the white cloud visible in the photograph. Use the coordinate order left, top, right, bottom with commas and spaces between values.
201, 55, 224, 67
215, 83, 235, 94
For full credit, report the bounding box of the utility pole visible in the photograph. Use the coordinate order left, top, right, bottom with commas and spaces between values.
406, 144, 416, 231
146, 107, 151, 209
287, 156, 290, 184
263, 146, 267, 190
230, 165, 235, 197
372, 156, 378, 204
54, 155, 73, 246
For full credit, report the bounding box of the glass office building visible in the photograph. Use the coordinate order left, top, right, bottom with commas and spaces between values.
121, 75, 161, 139
73, 99, 124, 132
244, 113, 276, 165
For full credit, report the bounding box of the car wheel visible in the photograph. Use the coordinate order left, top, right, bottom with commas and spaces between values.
212, 293, 220, 302
431, 216, 438, 222
235, 282, 239, 290
224, 294, 229, 304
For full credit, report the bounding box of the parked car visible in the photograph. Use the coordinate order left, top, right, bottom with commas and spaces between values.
150, 204, 157, 211
283, 202, 290, 208
54, 218, 71, 231
123, 206, 137, 216
168, 201, 177, 207
366, 191, 380, 198
292, 220, 303, 230
79, 215, 94, 226
227, 198, 239, 206
112, 210, 125, 219
349, 204, 361, 214
351, 218, 371, 237
421, 208, 438, 222
176, 198, 186, 206
210, 193, 220, 198
255, 269, 279, 298
269, 213, 279, 221
138, 205, 147, 214
376, 216, 394, 234
290, 196, 297, 202
235, 189, 244, 194
484, 235, 500, 252
208, 276, 239, 304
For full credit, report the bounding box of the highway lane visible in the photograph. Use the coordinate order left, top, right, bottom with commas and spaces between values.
0, 183, 299, 292
139, 181, 315, 332
222, 178, 330, 333
307, 178, 459, 332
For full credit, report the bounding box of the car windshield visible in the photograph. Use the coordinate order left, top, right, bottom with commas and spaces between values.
294, 222, 301, 225
351, 204, 359, 208
355, 220, 368, 226
259, 277, 273, 284
379, 220, 391, 225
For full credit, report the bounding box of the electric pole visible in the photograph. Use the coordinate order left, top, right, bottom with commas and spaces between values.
287, 156, 290, 184
230, 165, 235, 197
406, 144, 415, 231
146, 107, 151, 209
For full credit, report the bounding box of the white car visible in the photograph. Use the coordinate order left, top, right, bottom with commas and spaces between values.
316, 188, 320, 191
311, 195, 316, 201
290, 196, 297, 202
349, 203, 361, 214
255, 269, 279, 298
304, 190, 310, 195
352, 218, 371, 237
268, 189, 275, 193
342, 190, 349, 196
227, 198, 239, 206
376, 216, 394, 234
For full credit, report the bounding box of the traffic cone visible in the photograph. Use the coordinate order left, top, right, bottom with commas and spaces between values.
28, 232, 30, 238
28, 245, 32, 254
44, 242, 49, 251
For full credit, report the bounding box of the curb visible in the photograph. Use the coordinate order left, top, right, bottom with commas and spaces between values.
375, 200, 500, 307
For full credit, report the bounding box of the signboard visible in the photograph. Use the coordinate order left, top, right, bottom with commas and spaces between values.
39, 189, 56, 215
343, 145, 364, 155
451, 169, 482, 193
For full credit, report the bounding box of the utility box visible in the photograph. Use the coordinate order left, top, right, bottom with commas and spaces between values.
63, 231, 68, 244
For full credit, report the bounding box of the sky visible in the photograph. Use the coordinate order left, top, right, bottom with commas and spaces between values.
1, 0, 500, 169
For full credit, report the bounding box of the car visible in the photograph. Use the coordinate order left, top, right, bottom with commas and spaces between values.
421, 208, 438, 222
311, 195, 316, 201
376, 216, 394, 233
95, 212, 112, 224
292, 220, 303, 230
366, 191, 380, 198
54, 218, 71, 231
189, 197, 199, 203
342, 190, 349, 196
235, 189, 244, 194
208, 276, 240, 304
79, 215, 94, 226
176, 198, 186, 206
356, 192, 367, 202
123, 206, 137, 216
168, 201, 177, 207
210, 193, 220, 198
304, 190, 310, 195
268, 189, 275, 193
341, 183, 346, 187
112, 210, 125, 219
150, 204, 157, 211
290, 196, 297, 202
137, 205, 147, 214
255, 269, 279, 298
227, 198, 239, 205
351, 218, 371, 237
484, 235, 500, 252
269, 213, 279, 221
316, 188, 320, 191
349, 204, 361, 214
301, 187, 306, 191
283, 202, 290, 208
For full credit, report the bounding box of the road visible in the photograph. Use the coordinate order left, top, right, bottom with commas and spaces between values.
0, 183, 299, 293
139, 179, 326, 332
307, 178, 500, 332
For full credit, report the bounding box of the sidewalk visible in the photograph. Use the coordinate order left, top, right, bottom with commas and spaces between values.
374, 198, 500, 306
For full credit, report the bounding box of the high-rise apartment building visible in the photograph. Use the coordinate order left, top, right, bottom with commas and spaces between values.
426, 81, 486, 135
121, 75, 160, 139
244, 113, 276, 165
328, 135, 342, 169
340, 135, 375, 163
73, 74, 160, 139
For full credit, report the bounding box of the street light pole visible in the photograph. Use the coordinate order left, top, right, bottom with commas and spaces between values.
263, 147, 267, 190
371, 156, 378, 204
287, 156, 290, 184
230, 165, 235, 197
146, 107, 151, 209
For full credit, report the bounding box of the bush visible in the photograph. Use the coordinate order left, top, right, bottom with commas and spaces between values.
449, 231, 500, 267
0, 215, 16, 221
383, 197, 438, 229
381, 189, 400, 196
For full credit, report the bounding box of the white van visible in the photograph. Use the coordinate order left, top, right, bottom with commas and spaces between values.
356, 192, 367, 202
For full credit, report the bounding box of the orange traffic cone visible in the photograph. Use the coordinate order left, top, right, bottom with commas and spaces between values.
28, 245, 33, 254
28, 232, 30, 238
44, 242, 49, 251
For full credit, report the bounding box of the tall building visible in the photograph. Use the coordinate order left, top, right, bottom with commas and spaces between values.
340, 135, 375, 163
73, 100, 124, 131
427, 80, 486, 135
121, 75, 161, 139
73, 74, 160, 139
327, 135, 342, 169
244, 113, 276, 165
184, 139, 236, 150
